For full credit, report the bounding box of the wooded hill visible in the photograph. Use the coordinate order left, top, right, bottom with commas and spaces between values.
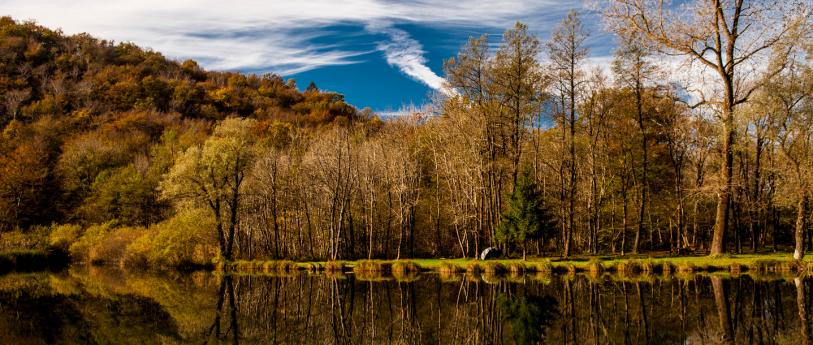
0, 16, 366, 230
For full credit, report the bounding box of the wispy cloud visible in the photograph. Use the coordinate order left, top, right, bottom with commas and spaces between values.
2, 0, 586, 79
366, 23, 451, 94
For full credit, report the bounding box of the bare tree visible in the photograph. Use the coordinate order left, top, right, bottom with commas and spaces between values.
548, 10, 589, 257
605, 0, 812, 255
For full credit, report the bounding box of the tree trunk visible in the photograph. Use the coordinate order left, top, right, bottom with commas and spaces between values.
793, 192, 808, 260
711, 103, 735, 256
633, 85, 647, 254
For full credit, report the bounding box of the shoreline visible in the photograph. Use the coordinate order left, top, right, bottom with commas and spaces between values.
220, 253, 813, 278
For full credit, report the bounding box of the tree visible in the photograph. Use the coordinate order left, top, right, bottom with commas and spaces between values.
547, 10, 589, 257
762, 59, 812, 260
0, 140, 49, 230
605, 0, 812, 256
612, 37, 658, 253
492, 22, 547, 187
4, 88, 31, 121
305, 81, 319, 93
495, 169, 557, 260
160, 117, 258, 261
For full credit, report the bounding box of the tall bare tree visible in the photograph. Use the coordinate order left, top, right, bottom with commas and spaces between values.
548, 10, 589, 257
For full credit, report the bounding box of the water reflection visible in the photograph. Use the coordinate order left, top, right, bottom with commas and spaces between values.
0, 268, 811, 344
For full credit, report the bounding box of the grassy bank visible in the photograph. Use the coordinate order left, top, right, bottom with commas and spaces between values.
221, 253, 813, 279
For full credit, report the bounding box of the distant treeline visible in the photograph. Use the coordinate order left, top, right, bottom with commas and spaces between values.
1, 0, 812, 268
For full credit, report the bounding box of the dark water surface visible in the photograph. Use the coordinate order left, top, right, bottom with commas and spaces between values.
0, 267, 810, 344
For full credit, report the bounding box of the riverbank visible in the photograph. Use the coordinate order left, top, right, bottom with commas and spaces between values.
221, 253, 813, 279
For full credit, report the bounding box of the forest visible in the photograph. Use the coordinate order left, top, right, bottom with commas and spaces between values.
1, 0, 812, 269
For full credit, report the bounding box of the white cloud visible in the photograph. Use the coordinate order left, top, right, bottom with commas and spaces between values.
1, 0, 581, 80
366, 23, 452, 94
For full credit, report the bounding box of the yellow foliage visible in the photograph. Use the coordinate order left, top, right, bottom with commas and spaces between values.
124, 208, 217, 268
48, 223, 82, 251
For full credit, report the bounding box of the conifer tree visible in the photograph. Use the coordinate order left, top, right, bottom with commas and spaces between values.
495, 169, 557, 260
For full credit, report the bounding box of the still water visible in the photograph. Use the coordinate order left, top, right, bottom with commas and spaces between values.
0, 267, 810, 344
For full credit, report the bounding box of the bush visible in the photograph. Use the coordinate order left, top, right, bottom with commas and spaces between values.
68, 221, 147, 265
391, 261, 421, 274
123, 208, 217, 268
325, 261, 345, 272
69, 221, 116, 263
262, 260, 296, 273
392, 261, 421, 280
466, 262, 483, 275
507, 262, 526, 275
48, 224, 82, 252
354, 260, 390, 273
438, 261, 464, 274
483, 262, 507, 275
89, 226, 145, 265
526, 260, 552, 273
0, 227, 49, 251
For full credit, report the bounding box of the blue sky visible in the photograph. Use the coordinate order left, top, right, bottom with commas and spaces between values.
2, 0, 618, 113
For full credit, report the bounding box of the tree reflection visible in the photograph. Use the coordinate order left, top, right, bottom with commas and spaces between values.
207, 275, 239, 344
498, 292, 559, 345
797, 277, 811, 345
711, 277, 734, 344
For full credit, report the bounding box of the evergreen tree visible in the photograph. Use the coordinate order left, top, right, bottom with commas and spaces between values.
495, 169, 557, 260
305, 81, 319, 93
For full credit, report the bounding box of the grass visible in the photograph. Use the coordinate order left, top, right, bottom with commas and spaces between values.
217, 253, 813, 280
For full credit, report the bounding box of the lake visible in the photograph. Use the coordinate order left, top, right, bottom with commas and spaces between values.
0, 267, 809, 344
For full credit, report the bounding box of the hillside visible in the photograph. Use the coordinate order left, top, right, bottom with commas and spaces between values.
0, 17, 368, 230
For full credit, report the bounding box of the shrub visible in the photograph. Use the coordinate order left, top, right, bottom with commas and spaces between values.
69, 221, 116, 263
391, 261, 421, 275
354, 260, 390, 273
88, 226, 146, 265
640, 261, 655, 273
300, 262, 323, 272
438, 261, 464, 274
123, 208, 217, 269
526, 260, 552, 273
675, 262, 695, 273
267, 260, 297, 273
483, 262, 507, 275
325, 261, 345, 272
466, 262, 483, 275
616, 260, 642, 276
0, 227, 49, 251
48, 224, 82, 252
587, 260, 604, 275
391, 261, 421, 281
507, 262, 526, 275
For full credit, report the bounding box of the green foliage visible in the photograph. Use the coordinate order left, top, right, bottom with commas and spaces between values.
495, 170, 557, 253
80, 163, 163, 226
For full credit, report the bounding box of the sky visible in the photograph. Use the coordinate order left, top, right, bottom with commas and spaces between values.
1, 0, 618, 114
